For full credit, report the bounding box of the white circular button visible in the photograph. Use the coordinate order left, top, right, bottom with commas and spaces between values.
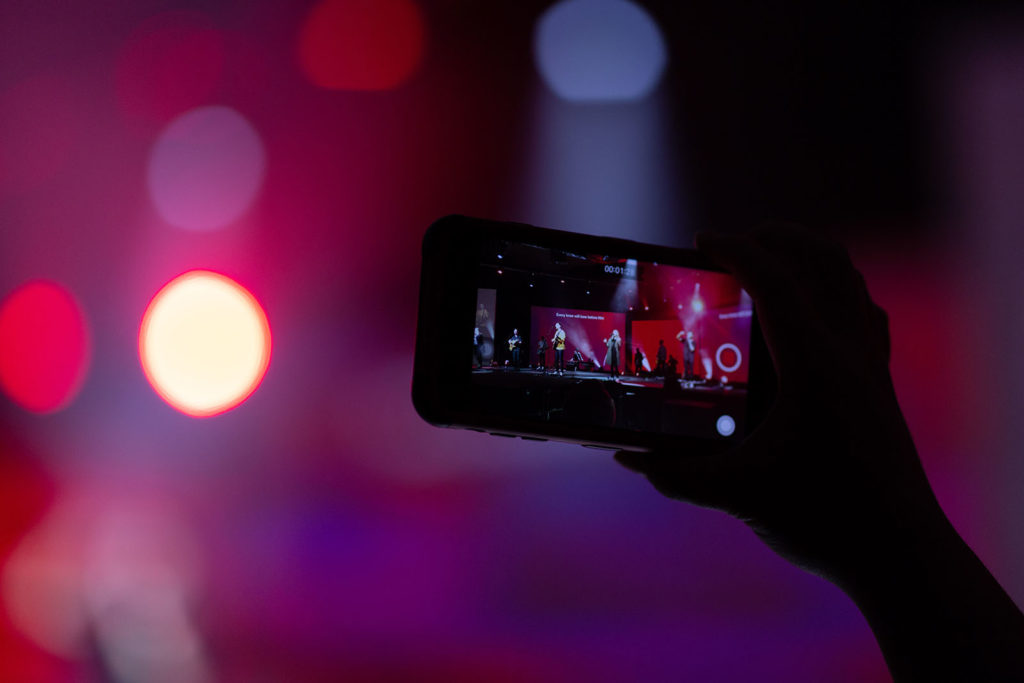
716, 414, 736, 437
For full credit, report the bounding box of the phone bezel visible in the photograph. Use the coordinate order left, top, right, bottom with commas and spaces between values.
412, 215, 776, 452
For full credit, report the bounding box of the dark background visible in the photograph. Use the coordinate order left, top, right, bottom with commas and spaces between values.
1, 1, 1023, 681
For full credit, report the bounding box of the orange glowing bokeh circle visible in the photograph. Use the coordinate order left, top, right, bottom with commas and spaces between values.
298, 0, 425, 90
139, 271, 270, 417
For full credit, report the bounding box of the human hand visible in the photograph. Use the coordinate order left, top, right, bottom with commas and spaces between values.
616, 224, 948, 582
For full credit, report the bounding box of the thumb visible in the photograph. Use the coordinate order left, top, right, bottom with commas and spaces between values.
695, 230, 801, 374
615, 450, 746, 514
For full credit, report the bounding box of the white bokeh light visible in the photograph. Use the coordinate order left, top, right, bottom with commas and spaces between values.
147, 106, 265, 230
534, 0, 667, 103
140, 271, 271, 417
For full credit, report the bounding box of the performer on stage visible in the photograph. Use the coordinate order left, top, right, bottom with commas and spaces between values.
552, 322, 566, 376
634, 347, 644, 376
508, 328, 522, 369
656, 339, 668, 375
603, 329, 621, 376
570, 349, 584, 374
676, 329, 696, 380
537, 335, 548, 372
473, 327, 484, 368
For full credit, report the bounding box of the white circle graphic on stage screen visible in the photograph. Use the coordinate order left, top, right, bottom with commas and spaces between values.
716, 414, 736, 437
715, 343, 742, 373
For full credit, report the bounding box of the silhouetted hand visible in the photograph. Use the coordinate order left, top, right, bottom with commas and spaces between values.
616, 224, 1024, 680
618, 224, 938, 577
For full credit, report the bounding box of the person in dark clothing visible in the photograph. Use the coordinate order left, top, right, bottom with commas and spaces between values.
676, 329, 696, 380
666, 355, 678, 379
569, 349, 584, 374
603, 329, 621, 376
507, 328, 522, 369
536, 335, 548, 372
655, 340, 667, 375
634, 347, 644, 376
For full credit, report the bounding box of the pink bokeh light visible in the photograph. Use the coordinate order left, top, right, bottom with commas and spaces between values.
147, 105, 265, 231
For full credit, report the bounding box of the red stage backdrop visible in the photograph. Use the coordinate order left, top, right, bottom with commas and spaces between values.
530, 306, 626, 368
631, 304, 752, 383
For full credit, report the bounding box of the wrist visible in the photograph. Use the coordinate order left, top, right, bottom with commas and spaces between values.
832, 504, 959, 598
831, 501, 1024, 680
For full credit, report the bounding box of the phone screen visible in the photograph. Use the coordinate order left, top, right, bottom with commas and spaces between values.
470, 238, 754, 440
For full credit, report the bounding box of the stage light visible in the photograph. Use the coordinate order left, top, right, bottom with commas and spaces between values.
523, 61, 682, 243
534, 0, 666, 102
644, 305, 649, 311
561, 279, 565, 284
139, 271, 271, 417
497, 254, 503, 259
147, 106, 265, 231
692, 297, 704, 313
677, 303, 683, 310
529, 283, 534, 288
298, 0, 425, 90
0, 281, 90, 413
497, 270, 503, 275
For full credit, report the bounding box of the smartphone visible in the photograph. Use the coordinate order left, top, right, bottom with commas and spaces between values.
412, 215, 775, 453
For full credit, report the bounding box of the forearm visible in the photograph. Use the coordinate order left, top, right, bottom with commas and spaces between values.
837, 514, 1024, 681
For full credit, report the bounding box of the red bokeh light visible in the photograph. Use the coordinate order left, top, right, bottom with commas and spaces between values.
0, 282, 90, 414
115, 11, 225, 125
297, 0, 425, 91
0, 439, 66, 681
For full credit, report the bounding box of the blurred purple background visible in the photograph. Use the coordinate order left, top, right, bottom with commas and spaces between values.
1, 1, 1022, 680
